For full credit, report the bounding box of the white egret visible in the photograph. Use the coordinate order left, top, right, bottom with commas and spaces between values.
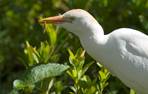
40, 9, 148, 94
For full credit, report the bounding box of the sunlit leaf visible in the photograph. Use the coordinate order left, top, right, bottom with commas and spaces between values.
13, 63, 69, 91
45, 24, 57, 46
24, 41, 40, 66
130, 89, 136, 94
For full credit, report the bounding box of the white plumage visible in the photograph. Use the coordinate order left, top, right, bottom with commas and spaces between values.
40, 9, 148, 94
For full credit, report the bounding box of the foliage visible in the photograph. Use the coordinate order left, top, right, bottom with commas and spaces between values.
67, 49, 110, 94
0, 0, 148, 94
11, 63, 69, 94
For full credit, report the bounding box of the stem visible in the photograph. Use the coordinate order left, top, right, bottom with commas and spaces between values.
46, 78, 54, 94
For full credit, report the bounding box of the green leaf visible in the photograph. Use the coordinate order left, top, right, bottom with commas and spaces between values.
38, 42, 51, 63
13, 80, 35, 91
75, 48, 84, 58
130, 89, 136, 94
24, 41, 40, 66
13, 63, 69, 90
45, 24, 57, 46
98, 67, 110, 93
25, 63, 69, 83
68, 48, 75, 60
82, 61, 94, 76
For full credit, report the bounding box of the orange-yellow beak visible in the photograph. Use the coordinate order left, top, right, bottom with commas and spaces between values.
39, 15, 64, 24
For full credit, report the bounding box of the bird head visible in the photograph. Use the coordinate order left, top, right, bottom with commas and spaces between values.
39, 9, 103, 37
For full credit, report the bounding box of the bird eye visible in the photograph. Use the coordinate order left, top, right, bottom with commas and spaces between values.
69, 16, 75, 21
65, 16, 75, 23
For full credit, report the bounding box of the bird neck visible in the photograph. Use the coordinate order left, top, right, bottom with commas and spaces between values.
79, 23, 105, 44
79, 23, 108, 60
80, 30, 105, 48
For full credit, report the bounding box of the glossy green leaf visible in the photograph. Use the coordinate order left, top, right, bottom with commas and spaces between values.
13, 63, 69, 91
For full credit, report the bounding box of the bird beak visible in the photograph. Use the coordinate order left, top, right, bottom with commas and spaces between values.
39, 15, 64, 24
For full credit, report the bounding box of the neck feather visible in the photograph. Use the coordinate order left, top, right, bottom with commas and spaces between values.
79, 24, 108, 62
78, 23, 104, 42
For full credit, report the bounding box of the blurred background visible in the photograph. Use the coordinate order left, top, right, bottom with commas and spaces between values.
0, 0, 148, 94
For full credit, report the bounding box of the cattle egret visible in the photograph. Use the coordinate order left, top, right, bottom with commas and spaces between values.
40, 9, 148, 94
